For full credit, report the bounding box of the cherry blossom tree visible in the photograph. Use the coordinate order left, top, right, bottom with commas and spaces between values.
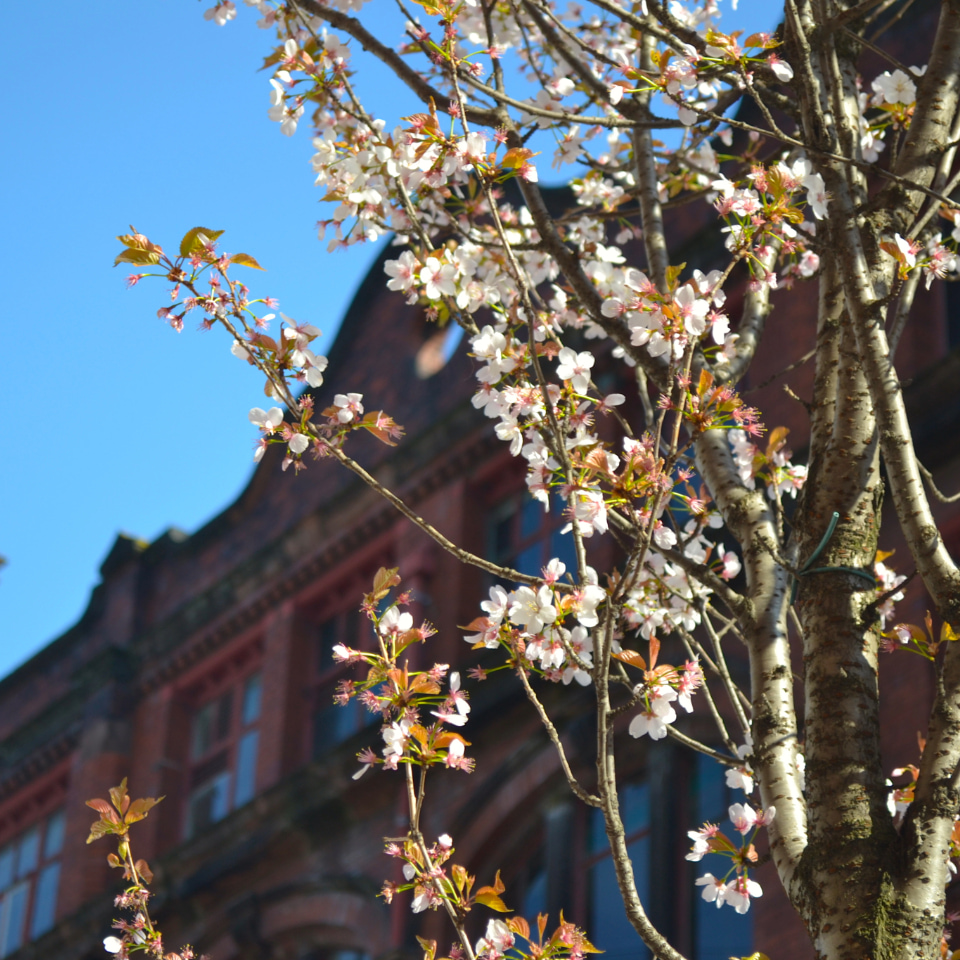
112, 0, 960, 958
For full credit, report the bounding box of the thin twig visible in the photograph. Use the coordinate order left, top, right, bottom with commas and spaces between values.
919, 461, 960, 504
516, 667, 602, 806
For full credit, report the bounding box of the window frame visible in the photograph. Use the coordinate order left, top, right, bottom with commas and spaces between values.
183, 668, 263, 839
308, 606, 378, 759
486, 490, 577, 584
0, 808, 65, 954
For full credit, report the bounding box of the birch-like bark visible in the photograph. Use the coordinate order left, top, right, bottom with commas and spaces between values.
694, 429, 807, 894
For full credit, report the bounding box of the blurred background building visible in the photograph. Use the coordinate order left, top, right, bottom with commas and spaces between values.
2, 147, 959, 960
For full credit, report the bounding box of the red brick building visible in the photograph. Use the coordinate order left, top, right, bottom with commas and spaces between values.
2, 166, 959, 960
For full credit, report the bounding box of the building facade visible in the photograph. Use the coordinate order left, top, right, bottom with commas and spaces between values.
4, 157, 960, 960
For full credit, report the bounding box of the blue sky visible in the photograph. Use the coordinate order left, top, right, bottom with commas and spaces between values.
0, 0, 776, 680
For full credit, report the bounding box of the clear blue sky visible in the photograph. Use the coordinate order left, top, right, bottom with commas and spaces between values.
0, 0, 776, 680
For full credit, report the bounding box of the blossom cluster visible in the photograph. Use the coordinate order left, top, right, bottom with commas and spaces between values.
728, 427, 807, 502
687, 802, 776, 914
325, 569, 477, 781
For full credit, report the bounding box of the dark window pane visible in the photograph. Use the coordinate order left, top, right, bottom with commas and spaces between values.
242, 674, 262, 725
588, 836, 651, 960
522, 868, 547, 920
0, 849, 13, 894
549, 529, 578, 577
318, 618, 339, 672
0, 881, 29, 956
186, 772, 232, 838
190, 748, 229, 788
216, 689, 234, 741
516, 544, 543, 578
622, 783, 650, 836
344, 608, 362, 648
491, 501, 517, 561
191, 701, 216, 759
313, 699, 363, 756
693, 754, 752, 960
521, 496, 543, 540
16, 829, 38, 879
30, 863, 59, 938
43, 811, 65, 859
234, 731, 259, 807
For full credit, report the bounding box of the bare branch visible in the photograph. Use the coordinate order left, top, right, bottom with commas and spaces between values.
296, 1, 504, 127
515, 666, 602, 807
918, 460, 960, 504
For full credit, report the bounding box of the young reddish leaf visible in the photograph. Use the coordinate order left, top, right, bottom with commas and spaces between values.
585, 448, 612, 474
405, 113, 440, 135
417, 937, 437, 960
611, 649, 647, 671
86, 798, 117, 819
409, 724, 430, 745
373, 567, 401, 599
361, 412, 404, 446
648, 636, 660, 670
697, 367, 714, 396
250, 333, 278, 352
707, 833, 738, 855
117, 230, 163, 254
410, 675, 440, 695
895, 623, 926, 644
507, 916, 530, 940
230, 253, 265, 270
434, 732, 471, 749
135, 859, 154, 883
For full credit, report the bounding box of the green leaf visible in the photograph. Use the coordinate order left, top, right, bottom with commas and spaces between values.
417, 937, 436, 960
114, 249, 161, 267
125, 796, 163, 824
109, 779, 129, 812
86, 820, 116, 844
230, 253, 264, 270
475, 891, 511, 912
179, 227, 225, 257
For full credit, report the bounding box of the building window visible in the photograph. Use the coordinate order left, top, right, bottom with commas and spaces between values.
185, 672, 262, 838
0, 809, 64, 954
508, 764, 752, 960
311, 609, 376, 758
691, 754, 752, 960
488, 492, 577, 581
586, 784, 651, 960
